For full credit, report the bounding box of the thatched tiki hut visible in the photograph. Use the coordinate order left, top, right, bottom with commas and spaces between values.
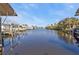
0, 3, 17, 55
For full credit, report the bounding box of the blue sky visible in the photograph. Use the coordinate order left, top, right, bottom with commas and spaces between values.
7, 3, 79, 26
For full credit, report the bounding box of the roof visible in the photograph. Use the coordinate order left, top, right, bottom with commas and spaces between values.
0, 3, 17, 16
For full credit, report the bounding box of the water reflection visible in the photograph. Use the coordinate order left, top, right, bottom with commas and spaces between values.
0, 46, 2, 55
1, 30, 79, 55
57, 31, 77, 45
1, 30, 28, 55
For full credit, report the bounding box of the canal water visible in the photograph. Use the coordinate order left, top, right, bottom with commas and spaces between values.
2, 29, 79, 55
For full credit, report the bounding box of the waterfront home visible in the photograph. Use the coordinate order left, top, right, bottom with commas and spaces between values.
2, 24, 17, 36
2, 24, 33, 35
18, 24, 28, 31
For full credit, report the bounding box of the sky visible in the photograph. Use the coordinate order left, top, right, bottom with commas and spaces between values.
5, 3, 79, 27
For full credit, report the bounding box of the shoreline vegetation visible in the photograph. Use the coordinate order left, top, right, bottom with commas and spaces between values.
45, 17, 79, 34
2, 17, 79, 38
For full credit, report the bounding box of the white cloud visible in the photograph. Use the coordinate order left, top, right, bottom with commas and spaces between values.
66, 4, 75, 9
25, 16, 48, 26
31, 16, 45, 23
20, 3, 38, 10
49, 9, 67, 18
63, 3, 79, 11
28, 3, 38, 9
49, 4, 78, 18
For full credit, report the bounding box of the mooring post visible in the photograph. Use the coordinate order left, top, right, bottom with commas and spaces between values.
0, 17, 2, 55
